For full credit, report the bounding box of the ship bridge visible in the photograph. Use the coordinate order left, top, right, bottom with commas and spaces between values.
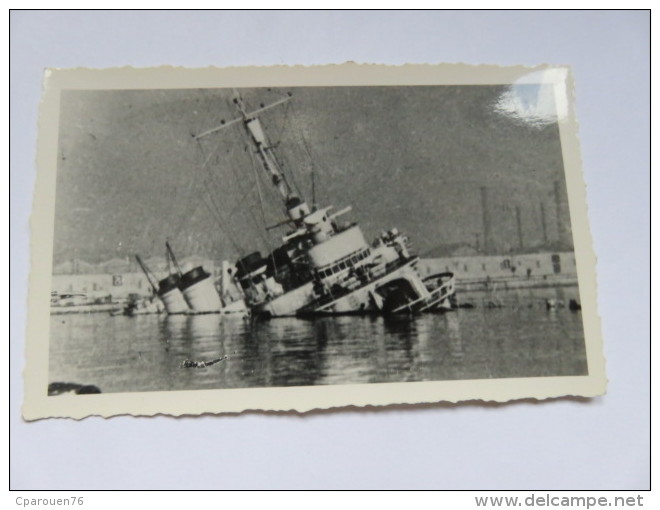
308, 224, 370, 272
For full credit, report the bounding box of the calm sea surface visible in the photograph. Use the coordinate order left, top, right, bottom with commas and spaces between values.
48, 286, 587, 394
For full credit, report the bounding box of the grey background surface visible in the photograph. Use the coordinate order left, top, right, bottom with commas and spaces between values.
10, 10, 649, 489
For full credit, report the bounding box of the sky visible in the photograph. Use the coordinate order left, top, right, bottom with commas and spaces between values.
53, 84, 572, 265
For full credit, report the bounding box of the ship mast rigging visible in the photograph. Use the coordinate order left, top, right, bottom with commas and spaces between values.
165, 241, 183, 276
134, 255, 160, 294
194, 91, 311, 229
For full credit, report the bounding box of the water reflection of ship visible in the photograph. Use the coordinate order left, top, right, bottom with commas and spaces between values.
194, 90, 457, 318
308, 316, 376, 385
161, 313, 253, 388
252, 318, 325, 387
185, 313, 223, 340
445, 312, 464, 360
161, 312, 326, 388
162, 313, 188, 342
379, 314, 464, 381
307, 316, 416, 384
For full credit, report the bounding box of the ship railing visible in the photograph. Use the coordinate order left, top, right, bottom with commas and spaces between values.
315, 246, 372, 280
304, 256, 418, 310
393, 279, 453, 314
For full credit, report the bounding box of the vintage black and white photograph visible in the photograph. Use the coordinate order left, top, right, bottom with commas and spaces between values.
24, 64, 605, 419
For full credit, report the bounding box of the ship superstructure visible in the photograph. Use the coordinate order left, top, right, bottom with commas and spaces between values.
196, 91, 455, 317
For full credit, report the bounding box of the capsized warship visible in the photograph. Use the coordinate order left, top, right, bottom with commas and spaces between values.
196, 91, 456, 318
135, 252, 188, 315
135, 243, 246, 315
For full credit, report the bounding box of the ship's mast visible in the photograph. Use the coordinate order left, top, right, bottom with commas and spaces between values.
232, 94, 311, 225
195, 91, 310, 227
233, 95, 293, 204
165, 241, 183, 276
135, 255, 159, 294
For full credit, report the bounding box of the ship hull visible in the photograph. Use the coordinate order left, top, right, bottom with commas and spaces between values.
311, 262, 455, 316
178, 266, 224, 313
256, 260, 456, 318
159, 287, 189, 315
204, 92, 459, 319
220, 299, 249, 314
256, 281, 316, 318
181, 277, 223, 313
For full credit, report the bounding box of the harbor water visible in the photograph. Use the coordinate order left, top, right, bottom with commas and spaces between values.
48, 286, 588, 394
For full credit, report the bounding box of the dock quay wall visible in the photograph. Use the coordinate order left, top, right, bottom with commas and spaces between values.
50, 252, 578, 301
51, 272, 157, 300
51, 257, 225, 301
419, 251, 577, 291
